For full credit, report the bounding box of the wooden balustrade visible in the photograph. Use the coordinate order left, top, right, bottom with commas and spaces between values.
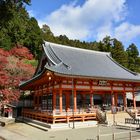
22, 108, 96, 124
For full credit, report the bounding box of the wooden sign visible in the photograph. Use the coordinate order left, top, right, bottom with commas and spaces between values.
98, 80, 107, 86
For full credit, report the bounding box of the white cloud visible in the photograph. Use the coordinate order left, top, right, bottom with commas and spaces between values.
36, 0, 140, 48
96, 23, 113, 41
38, 0, 126, 40
114, 22, 140, 42
27, 10, 36, 18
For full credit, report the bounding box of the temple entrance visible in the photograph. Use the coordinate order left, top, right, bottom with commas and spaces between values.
76, 93, 91, 112
117, 94, 124, 106
93, 94, 103, 107
104, 93, 112, 106
42, 93, 52, 111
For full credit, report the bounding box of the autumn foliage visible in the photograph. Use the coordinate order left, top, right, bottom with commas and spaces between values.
0, 46, 35, 105
10, 45, 33, 60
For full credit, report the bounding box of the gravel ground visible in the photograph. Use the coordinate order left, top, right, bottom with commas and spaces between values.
0, 122, 140, 140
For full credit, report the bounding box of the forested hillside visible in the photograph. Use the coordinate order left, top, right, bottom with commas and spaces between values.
42, 25, 140, 73
0, 0, 140, 103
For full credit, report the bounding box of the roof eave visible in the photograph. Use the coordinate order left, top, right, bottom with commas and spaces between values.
19, 69, 46, 89
45, 66, 140, 83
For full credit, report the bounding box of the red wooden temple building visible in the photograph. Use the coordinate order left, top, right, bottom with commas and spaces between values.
20, 41, 140, 124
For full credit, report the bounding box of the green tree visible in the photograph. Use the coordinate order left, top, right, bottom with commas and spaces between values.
135, 57, 140, 72
98, 36, 112, 52
0, 0, 30, 27
0, 0, 43, 58
0, 29, 12, 50
126, 43, 139, 58
24, 17, 43, 58
126, 43, 140, 72
111, 39, 128, 67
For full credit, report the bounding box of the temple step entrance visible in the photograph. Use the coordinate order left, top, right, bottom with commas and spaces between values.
106, 111, 131, 125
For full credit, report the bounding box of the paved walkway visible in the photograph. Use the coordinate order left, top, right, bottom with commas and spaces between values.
0, 123, 140, 140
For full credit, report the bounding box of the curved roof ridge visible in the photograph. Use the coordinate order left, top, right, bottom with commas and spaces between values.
47, 44, 62, 64
43, 44, 58, 65
44, 41, 111, 56
43, 42, 71, 70
48, 44, 71, 70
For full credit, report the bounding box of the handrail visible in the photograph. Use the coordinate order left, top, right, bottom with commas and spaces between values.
125, 118, 140, 125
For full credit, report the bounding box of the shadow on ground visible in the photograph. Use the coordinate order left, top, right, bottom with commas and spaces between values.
0, 136, 6, 140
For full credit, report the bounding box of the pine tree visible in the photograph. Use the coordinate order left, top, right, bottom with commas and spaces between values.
111, 39, 128, 67
126, 43, 140, 72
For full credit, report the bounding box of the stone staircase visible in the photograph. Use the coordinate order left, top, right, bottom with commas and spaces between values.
126, 108, 140, 119
106, 111, 131, 125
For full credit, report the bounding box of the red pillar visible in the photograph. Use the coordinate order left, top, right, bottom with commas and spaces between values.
53, 89, 56, 113
132, 90, 136, 109
90, 81, 93, 108
74, 82, 77, 112
59, 83, 62, 113
112, 94, 115, 106
123, 93, 127, 109
111, 85, 115, 106
114, 93, 118, 106
90, 94, 93, 108
123, 85, 127, 109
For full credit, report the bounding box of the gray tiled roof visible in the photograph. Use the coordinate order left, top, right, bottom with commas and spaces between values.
43, 41, 140, 82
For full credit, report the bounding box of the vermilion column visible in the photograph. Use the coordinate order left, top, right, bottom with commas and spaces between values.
114, 93, 118, 106
74, 82, 77, 112
123, 93, 127, 109
90, 81, 93, 108
132, 90, 136, 109
53, 89, 56, 112
123, 85, 127, 109
111, 85, 115, 106
59, 83, 63, 113
112, 94, 115, 106
90, 94, 93, 108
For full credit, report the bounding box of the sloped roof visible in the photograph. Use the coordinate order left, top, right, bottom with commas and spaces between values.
42, 41, 140, 82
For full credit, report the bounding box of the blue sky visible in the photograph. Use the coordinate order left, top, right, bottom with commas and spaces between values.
26, 0, 140, 52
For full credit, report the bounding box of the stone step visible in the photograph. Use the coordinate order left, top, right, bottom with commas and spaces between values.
16, 117, 49, 131
106, 111, 131, 124
0, 117, 15, 126
69, 121, 97, 128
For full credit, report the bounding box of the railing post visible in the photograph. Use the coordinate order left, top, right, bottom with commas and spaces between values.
112, 125, 115, 140
129, 123, 132, 140
112, 133, 115, 140
129, 131, 132, 140
97, 124, 100, 140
